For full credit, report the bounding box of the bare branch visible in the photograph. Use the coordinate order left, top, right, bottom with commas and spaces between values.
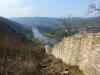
88, 1, 100, 15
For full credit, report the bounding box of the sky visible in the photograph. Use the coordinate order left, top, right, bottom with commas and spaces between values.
0, 0, 97, 18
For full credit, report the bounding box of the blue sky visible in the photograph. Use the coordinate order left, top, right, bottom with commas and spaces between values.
0, 0, 95, 17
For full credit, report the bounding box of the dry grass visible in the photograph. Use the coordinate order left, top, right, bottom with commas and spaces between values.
0, 47, 84, 75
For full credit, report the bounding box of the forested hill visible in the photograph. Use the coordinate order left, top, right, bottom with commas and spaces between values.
10, 17, 100, 27
0, 17, 41, 50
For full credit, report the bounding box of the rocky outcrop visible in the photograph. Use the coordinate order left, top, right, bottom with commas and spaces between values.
46, 33, 100, 75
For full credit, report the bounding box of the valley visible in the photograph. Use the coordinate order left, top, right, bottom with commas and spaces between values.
0, 0, 100, 75
0, 17, 84, 75
0, 16, 100, 75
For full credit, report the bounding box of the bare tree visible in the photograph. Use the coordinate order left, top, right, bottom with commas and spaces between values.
58, 15, 75, 37
88, 0, 100, 15
61, 15, 71, 27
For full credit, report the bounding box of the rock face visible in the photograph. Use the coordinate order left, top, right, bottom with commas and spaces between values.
46, 33, 100, 75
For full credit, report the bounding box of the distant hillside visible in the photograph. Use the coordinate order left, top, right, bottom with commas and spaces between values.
0, 16, 23, 33
0, 17, 40, 50
10, 17, 58, 28
10, 17, 100, 27
0, 17, 33, 40
10, 17, 100, 41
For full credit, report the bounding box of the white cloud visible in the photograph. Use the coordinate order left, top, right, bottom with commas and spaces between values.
0, 0, 37, 17
0, 0, 19, 7
21, 7, 36, 17
0, 7, 39, 17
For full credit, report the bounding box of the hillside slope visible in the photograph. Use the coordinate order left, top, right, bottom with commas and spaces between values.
0, 17, 44, 75
0, 20, 39, 50
0, 18, 84, 75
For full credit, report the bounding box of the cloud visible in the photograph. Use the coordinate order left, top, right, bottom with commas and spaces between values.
0, 0, 19, 7
0, 7, 39, 17
0, 0, 38, 17
21, 7, 36, 17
